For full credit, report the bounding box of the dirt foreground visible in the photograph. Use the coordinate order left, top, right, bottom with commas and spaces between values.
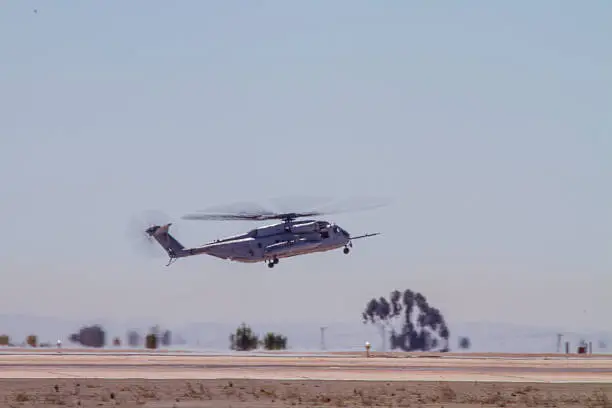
2, 378, 611, 407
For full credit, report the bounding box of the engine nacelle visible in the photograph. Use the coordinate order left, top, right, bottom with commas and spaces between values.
289, 222, 320, 234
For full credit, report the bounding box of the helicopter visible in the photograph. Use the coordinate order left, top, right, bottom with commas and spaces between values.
139, 199, 384, 268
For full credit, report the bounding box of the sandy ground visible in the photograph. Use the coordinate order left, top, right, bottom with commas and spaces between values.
3, 379, 612, 407
1, 352, 612, 407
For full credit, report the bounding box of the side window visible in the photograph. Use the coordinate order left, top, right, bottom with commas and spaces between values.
321, 231, 329, 239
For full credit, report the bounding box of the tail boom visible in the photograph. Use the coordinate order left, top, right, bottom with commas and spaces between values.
145, 224, 189, 263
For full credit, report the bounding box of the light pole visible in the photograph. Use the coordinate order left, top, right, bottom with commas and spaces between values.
320, 326, 327, 350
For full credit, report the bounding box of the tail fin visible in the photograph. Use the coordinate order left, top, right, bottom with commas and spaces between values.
145, 223, 186, 263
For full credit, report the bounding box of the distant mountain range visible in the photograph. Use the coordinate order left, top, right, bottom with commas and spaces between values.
0, 314, 609, 354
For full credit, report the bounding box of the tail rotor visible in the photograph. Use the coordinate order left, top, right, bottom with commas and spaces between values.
127, 210, 176, 259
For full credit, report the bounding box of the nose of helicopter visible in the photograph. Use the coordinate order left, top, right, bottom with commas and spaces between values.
339, 227, 351, 239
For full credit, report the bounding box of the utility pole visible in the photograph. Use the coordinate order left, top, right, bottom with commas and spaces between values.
320, 326, 327, 351
557, 333, 563, 353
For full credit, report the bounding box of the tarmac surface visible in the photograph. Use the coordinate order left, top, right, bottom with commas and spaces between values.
1, 350, 611, 383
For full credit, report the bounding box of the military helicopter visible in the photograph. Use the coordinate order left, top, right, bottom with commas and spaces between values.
137, 198, 385, 268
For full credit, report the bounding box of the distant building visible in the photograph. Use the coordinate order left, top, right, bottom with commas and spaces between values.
161, 330, 172, 346
127, 330, 141, 347
69, 325, 106, 348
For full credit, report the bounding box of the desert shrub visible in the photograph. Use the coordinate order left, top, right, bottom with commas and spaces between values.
26, 335, 37, 347
262, 332, 288, 350
229, 323, 259, 351
459, 336, 471, 349
145, 333, 157, 349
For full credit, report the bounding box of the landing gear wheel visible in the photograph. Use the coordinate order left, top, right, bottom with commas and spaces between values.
273, 257, 279, 264
343, 247, 350, 254
267, 261, 275, 268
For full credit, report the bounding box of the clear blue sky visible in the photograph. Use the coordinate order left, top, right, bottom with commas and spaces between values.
1, 1, 610, 331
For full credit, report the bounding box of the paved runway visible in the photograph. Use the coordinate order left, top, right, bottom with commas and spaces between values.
1, 353, 611, 383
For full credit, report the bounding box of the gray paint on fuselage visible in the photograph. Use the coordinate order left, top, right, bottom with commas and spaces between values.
197, 221, 350, 263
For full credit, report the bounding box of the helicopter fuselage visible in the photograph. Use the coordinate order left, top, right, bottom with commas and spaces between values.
146, 217, 379, 268
188, 219, 351, 264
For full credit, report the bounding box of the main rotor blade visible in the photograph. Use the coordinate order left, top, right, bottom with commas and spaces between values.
266, 195, 333, 214
182, 200, 277, 221
304, 196, 392, 216
181, 195, 390, 222
181, 213, 274, 221
201, 201, 274, 215
181, 211, 323, 221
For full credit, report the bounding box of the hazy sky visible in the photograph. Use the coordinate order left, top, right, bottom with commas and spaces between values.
1, 1, 610, 331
